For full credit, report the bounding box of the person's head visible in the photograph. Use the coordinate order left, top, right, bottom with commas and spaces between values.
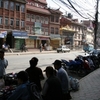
44, 66, 54, 77
17, 71, 29, 85
53, 60, 62, 70
29, 57, 38, 67
0, 50, 4, 59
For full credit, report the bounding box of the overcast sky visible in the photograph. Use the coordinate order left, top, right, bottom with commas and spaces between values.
46, 0, 100, 22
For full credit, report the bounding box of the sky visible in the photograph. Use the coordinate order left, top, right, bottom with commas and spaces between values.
46, 0, 100, 22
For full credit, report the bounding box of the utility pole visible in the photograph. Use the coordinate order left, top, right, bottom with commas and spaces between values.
94, 0, 99, 49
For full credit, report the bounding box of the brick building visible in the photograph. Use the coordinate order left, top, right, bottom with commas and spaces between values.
26, 0, 51, 49
0, 0, 27, 49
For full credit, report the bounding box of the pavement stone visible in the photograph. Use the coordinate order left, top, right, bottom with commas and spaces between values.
5, 49, 100, 100
71, 68, 100, 100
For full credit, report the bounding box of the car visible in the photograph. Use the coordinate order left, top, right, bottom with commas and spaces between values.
57, 45, 70, 53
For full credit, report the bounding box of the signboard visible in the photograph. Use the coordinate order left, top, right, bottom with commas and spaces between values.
34, 22, 41, 34
0, 31, 7, 38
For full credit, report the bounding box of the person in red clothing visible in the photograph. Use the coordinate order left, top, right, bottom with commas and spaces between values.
25, 57, 44, 92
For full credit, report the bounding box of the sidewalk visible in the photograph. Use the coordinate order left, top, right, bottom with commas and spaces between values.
71, 68, 100, 100
5, 49, 56, 56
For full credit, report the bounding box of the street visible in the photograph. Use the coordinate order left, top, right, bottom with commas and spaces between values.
5, 50, 86, 73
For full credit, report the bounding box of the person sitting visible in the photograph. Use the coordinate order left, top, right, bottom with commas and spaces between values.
7, 71, 31, 100
42, 66, 63, 100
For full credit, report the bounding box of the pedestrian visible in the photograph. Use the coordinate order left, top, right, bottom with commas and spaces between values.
25, 57, 44, 92
42, 66, 63, 100
39, 43, 43, 52
0, 50, 8, 89
7, 71, 31, 100
52, 60, 72, 100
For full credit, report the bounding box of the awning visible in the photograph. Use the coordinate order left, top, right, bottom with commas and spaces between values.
12, 31, 28, 39
0, 31, 7, 38
50, 34, 61, 40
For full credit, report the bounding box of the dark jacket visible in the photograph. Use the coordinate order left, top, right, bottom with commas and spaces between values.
42, 75, 63, 100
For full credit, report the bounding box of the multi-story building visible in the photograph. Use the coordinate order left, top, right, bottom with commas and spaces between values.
48, 8, 62, 49
26, 0, 51, 49
60, 16, 87, 50
0, 0, 27, 49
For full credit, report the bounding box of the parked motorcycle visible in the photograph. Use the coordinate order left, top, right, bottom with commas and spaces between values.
61, 58, 86, 77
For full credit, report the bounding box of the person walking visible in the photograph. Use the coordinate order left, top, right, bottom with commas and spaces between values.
53, 60, 72, 100
42, 66, 63, 100
39, 43, 43, 52
7, 71, 31, 100
25, 57, 44, 92
0, 50, 8, 89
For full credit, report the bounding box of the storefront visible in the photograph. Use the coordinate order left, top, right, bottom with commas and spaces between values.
7, 31, 28, 49
50, 34, 61, 49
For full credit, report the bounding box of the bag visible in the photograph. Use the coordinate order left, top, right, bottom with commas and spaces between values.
27, 82, 43, 100
69, 76, 79, 91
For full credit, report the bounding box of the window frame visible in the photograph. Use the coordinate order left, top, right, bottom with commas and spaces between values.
5, 17, 9, 25
10, 1, 14, 10
16, 3, 20, 11
10, 18, 14, 26
16, 19, 20, 26
0, 0, 3, 8
0, 16, 2, 25
4, 0, 9, 9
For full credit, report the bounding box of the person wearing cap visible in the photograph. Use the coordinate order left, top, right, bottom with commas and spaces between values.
53, 60, 71, 100
7, 71, 31, 100
42, 66, 63, 100
0, 50, 8, 89
25, 57, 44, 92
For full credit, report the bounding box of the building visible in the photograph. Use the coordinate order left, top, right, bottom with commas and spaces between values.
0, 0, 27, 49
60, 16, 86, 50
48, 8, 62, 49
26, 0, 51, 49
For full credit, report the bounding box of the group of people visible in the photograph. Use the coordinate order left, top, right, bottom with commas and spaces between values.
0, 49, 72, 100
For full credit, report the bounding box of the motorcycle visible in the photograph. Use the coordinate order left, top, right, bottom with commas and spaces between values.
61, 58, 86, 77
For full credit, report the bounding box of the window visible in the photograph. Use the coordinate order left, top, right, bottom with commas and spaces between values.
51, 15, 54, 22
55, 16, 59, 22
41, 16, 44, 23
26, 26, 30, 30
4, 1, 9, 9
55, 28, 59, 34
0, 0, 3, 8
31, 15, 35, 19
16, 3, 20, 11
36, 16, 40, 22
16, 19, 19, 26
10, 18, 14, 26
45, 17, 48, 24
27, 14, 30, 18
51, 27, 54, 34
21, 20, 24, 27
21, 4, 25, 12
0, 16, 2, 24
10, 2, 14, 10
5, 18, 8, 25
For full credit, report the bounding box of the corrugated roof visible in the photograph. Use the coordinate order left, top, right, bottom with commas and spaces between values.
26, 5, 51, 15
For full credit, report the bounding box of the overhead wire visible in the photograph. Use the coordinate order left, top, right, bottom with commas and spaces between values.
59, 0, 89, 19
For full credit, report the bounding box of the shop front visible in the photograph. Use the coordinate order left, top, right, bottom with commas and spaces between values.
27, 35, 50, 49
50, 34, 61, 49
6, 31, 28, 49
